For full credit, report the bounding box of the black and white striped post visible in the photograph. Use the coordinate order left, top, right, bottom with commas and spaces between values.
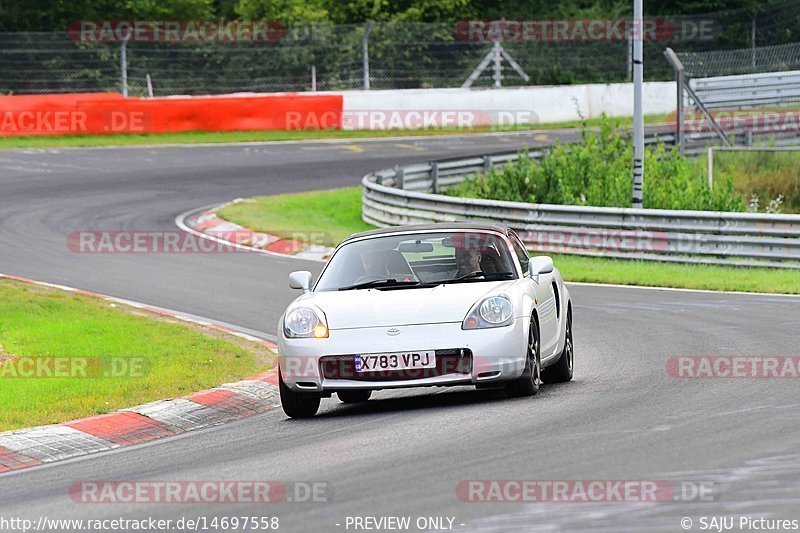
631, 0, 645, 209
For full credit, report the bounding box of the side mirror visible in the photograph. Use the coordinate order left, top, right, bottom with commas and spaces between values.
288, 271, 313, 292
528, 256, 554, 281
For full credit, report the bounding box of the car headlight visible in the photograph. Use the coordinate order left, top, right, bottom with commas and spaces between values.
462, 295, 514, 330
284, 307, 329, 338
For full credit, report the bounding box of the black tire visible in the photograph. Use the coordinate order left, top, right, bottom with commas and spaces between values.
542, 306, 574, 384
337, 390, 372, 403
279, 373, 320, 418
505, 317, 542, 397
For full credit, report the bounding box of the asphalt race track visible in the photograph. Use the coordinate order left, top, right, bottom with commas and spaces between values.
1, 131, 799, 532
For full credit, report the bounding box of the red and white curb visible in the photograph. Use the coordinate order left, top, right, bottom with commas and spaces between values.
0, 273, 281, 475
178, 199, 333, 261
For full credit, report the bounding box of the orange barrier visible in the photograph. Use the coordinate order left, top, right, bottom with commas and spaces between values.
0, 92, 343, 136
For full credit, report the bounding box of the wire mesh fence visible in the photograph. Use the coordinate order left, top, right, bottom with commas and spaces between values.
0, 26, 649, 95
2, 2, 800, 97
669, 41, 800, 154
0, 31, 706, 95
677, 42, 800, 79
0, 32, 121, 94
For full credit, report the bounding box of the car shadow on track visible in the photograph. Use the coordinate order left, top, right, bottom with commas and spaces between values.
310, 384, 562, 419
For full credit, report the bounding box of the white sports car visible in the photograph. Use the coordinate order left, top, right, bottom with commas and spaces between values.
277, 223, 573, 418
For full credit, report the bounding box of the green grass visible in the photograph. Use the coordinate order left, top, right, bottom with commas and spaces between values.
0, 280, 272, 430
218, 188, 374, 246
552, 254, 800, 294
217, 187, 800, 295
0, 113, 671, 149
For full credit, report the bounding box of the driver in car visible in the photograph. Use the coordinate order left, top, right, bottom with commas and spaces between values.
360, 250, 416, 282
454, 244, 482, 277
360, 250, 389, 277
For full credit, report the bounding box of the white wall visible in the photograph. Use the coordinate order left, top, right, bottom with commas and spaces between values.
341, 82, 676, 129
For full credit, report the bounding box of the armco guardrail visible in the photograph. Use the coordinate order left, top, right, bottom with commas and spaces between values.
361, 137, 800, 269
689, 70, 800, 111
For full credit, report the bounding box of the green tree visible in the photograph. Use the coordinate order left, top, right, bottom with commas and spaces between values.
0, 0, 215, 32
234, 0, 331, 24
234, 0, 474, 25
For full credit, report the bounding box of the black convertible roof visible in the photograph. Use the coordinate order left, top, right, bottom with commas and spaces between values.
341, 222, 510, 244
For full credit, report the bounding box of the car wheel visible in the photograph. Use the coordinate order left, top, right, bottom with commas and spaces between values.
505, 317, 542, 397
337, 390, 372, 403
279, 372, 320, 418
542, 306, 573, 383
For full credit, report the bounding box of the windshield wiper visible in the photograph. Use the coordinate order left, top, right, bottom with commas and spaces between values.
338, 278, 420, 291
441, 271, 515, 284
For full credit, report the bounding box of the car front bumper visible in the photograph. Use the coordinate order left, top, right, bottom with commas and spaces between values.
278, 318, 528, 392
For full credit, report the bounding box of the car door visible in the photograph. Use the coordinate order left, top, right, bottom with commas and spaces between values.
508, 231, 559, 357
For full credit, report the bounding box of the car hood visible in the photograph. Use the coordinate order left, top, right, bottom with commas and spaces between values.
294, 281, 514, 330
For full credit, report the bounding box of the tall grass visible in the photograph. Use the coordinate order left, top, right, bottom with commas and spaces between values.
447, 118, 745, 212
689, 150, 800, 213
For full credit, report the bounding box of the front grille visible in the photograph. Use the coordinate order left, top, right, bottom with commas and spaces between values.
320, 349, 472, 382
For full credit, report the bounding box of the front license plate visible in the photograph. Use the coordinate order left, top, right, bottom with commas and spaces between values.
354, 351, 436, 372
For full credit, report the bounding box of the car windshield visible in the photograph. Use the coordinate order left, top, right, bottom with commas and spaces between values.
314, 231, 518, 292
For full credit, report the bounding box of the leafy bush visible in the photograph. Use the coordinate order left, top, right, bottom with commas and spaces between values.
447, 117, 745, 212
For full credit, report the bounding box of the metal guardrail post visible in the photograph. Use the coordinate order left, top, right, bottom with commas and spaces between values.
626, 27, 633, 81
120, 31, 131, 97
492, 41, 502, 88
362, 22, 374, 90
664, 48, 684, 156
707, 147, 714, 190
394, 165, 405, 189
684, 83, 732, 147
431, 163, 439, 194
483, 156, 492, 171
